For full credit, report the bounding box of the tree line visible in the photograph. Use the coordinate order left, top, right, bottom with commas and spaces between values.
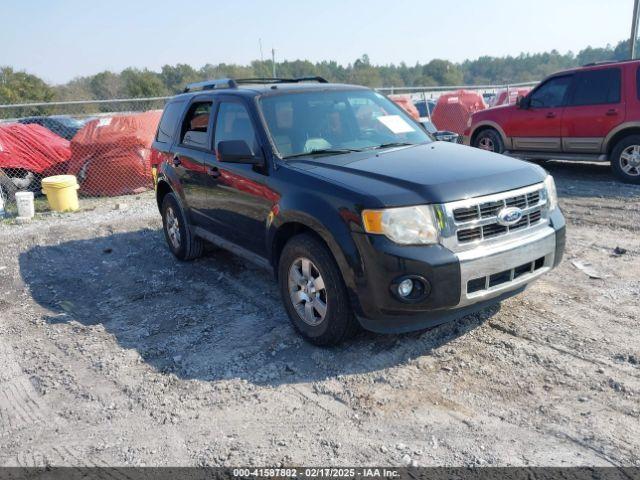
0, 38, 635, 107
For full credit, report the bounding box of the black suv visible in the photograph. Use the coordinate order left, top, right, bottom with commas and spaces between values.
151, 77, 566, 346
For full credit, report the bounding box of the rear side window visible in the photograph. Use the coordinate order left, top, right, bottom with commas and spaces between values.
568, 68, 621, 106
156, 101, 185, 143
180, 101, 213, 149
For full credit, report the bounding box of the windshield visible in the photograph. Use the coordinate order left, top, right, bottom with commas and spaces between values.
259, 89, 431, 159
55, 117, 84, 128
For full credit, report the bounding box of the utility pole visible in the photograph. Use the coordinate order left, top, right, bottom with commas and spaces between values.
272, 48, 277, 78
259, 38, 264, 62
631, 0, 640, 59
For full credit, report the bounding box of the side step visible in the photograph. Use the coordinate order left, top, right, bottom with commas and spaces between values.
504, 151, 609, 162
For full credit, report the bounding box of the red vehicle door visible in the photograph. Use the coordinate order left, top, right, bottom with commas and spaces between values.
504, 75, 573, 152
561, 67, 624, 154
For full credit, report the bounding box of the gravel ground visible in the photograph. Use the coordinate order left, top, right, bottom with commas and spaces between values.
0, 161, 638, 467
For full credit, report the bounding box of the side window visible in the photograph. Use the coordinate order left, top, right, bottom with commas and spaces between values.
180, 101, 212, 149
156, 100, 185, 143
214, 102, 260, 154
529, 76, 572, 108
568, 68, 621, 106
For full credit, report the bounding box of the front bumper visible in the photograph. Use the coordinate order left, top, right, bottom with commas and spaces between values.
351, 209, 565, 333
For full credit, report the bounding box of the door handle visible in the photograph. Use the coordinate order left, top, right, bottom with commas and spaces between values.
546, 112, 556, 118
606, 108, 619, 116
172, 156, 181, 167
206, 166, 220, 178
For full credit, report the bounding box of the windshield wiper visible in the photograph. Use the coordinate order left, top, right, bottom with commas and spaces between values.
367, 142, 414, 150
283, 148, 361, 159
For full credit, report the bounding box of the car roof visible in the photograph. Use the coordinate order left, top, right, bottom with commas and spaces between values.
169, 81, 370, 103
550, 58, 640, 77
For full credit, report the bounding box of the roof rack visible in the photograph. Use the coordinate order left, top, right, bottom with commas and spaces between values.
183, 78, 237, 93
183, 76, 328, 92
235, 77, 329, 84
581, 58, 634, 67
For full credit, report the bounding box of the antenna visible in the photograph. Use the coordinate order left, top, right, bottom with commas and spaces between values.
272, 48, 277, 78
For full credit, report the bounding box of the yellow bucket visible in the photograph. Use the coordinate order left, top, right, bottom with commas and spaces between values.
41, 175, 80, 212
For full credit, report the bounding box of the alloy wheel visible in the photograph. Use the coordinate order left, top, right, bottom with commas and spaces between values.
478, 136, 495, 152
288, 257, 328, 326
165, 206, 181, 249
620, 145, 640, 177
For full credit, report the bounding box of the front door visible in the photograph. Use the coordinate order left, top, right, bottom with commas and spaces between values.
505, 75, 573, 152
561, 67, 624, 154
202, 98, 277, 257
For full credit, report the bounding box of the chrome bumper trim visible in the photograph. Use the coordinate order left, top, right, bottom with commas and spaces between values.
455, 226, 556, 307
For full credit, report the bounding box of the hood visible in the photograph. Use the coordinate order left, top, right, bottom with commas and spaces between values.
287, 142, 546, 206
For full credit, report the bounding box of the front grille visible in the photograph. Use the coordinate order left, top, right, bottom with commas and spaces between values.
453, 186, 546, 244
466, 256, 546, 294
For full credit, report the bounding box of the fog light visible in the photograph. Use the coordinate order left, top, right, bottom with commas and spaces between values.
397, 279, 414, 298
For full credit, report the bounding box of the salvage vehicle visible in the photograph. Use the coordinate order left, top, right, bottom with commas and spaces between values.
465, 59, 640, 183
151, 77, 565, 346
18, 115, 85, 141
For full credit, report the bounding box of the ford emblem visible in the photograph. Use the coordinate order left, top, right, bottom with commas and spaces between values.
497, 207, 523, 226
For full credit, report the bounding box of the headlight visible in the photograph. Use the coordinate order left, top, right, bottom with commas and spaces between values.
544, 175, 558, 211
362, 205, 439, 245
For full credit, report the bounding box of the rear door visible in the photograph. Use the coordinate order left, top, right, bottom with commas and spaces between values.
505, 75, 572, 152
561, 67, 624, 153
171, 98, 217, 224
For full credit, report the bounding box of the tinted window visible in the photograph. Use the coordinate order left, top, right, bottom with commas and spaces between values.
180, 101, 212, 148
529, 76, 572, 108
156, 101, 185, 143
214, 102, 259, 154
569, 68, 621, 106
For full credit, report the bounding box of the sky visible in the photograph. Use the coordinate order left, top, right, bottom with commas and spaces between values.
0, 0, 634, 84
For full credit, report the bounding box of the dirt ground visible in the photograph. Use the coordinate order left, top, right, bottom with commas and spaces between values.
0, 161, 638, 467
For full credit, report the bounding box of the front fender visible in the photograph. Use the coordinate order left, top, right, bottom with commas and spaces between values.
268, 192, 364, 308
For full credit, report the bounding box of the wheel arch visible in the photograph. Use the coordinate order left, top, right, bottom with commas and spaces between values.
156, 179, 173, 212
267, 205, 363, 313
470, 121, 509, 149
605, 125, 640, 155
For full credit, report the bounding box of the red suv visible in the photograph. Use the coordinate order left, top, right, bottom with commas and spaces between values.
464, 59, 640, 184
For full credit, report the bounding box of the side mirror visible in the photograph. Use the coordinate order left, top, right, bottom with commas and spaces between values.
218, 140, 262, 165
516, 95, 529, 109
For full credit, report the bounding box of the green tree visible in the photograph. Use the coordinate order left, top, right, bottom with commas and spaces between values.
0, 67, 53, 104
121, 68, 167, 98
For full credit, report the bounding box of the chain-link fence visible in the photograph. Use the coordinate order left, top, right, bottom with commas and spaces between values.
0, 97, 169, 215
0, 81, 539, 216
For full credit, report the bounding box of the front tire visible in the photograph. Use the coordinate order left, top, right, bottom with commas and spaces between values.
611, 135, 640, 184
161, 192, 203, 261
473, 128, 504, 154
278, 234, 359, 346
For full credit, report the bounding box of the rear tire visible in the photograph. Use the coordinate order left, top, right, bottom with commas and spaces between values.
278, 234, 359, 346
473, 128, 504, 154
611, 135, 640, 184
161, 192, 203, 261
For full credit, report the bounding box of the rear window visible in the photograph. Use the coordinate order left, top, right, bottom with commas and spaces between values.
568, 68, 621, 106
156, 101, 185, 143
